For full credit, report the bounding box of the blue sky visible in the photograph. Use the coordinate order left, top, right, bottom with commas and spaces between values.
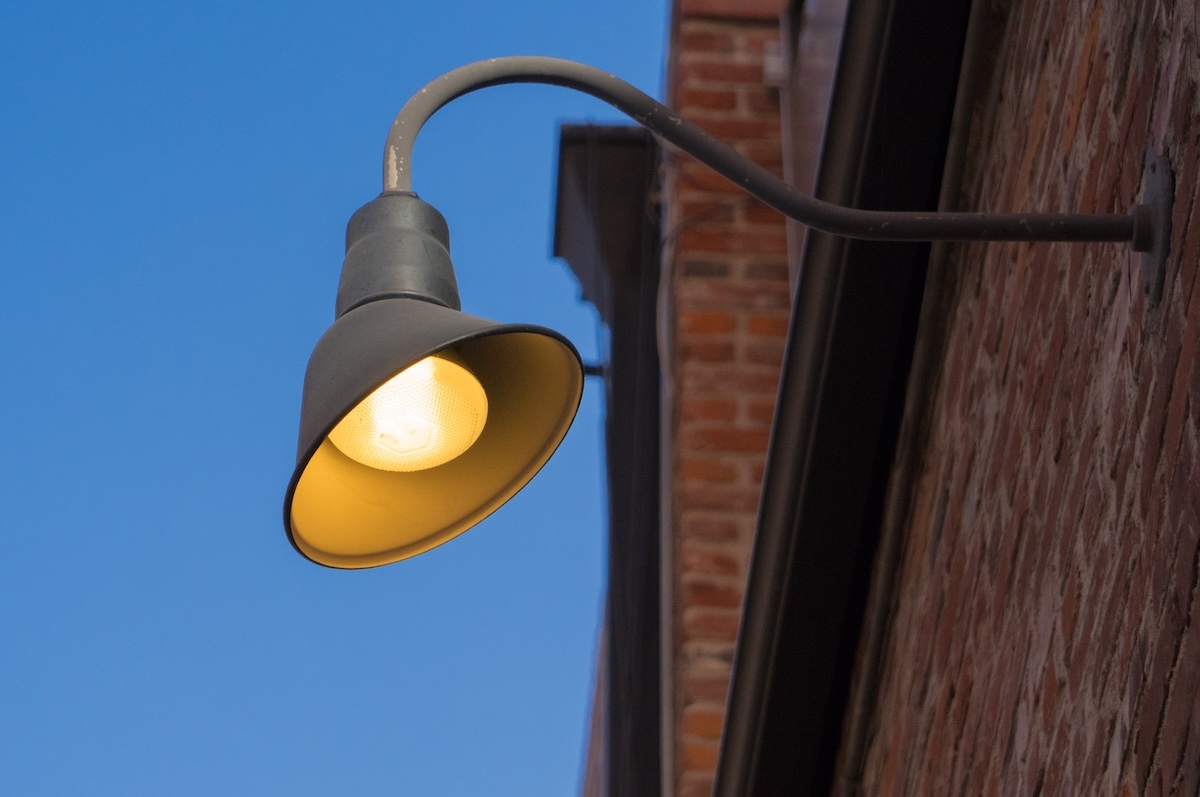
0, 2, 665, 793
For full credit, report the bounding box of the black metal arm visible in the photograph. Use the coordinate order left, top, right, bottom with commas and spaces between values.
384, 56, 1158, 248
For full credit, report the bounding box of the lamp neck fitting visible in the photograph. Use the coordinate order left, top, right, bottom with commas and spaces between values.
335, 192, 461, 316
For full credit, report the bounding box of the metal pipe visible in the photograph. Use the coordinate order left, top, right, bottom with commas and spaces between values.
385, 56, 1152, 247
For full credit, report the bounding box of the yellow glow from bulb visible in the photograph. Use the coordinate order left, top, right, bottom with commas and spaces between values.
328, 355, 488, 472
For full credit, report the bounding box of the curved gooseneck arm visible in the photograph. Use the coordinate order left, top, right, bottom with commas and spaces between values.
384, 56, 1155, 248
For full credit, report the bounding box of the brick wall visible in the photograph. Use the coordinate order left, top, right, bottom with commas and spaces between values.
860, 0, 1200, 794
663, 2, 788, 795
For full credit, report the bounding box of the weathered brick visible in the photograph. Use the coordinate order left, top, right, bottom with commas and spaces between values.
854, 0, 1200, 792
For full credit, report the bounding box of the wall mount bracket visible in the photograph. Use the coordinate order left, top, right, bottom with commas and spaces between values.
1140, 152, 1174, 303
383, 57, 1176, 304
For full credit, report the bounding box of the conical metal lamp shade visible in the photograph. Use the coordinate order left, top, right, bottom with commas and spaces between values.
284, 297, 583, 569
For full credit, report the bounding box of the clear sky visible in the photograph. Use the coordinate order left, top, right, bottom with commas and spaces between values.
0, 2, 665, 794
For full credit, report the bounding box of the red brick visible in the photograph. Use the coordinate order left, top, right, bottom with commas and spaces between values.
680, 366, 782, 395
679, 426, 771, 453
679, 258, 732, 279
676, 279, 791, 310
665, 7, 805, 791
679, 456, 737, 484
680, 514, 742, 542
678, 87, 738, 112
680, 397, 737, 421
676, 30, 735, 54
736, 140, 785, 171
746, 88, 781, 113
681, 670, 730, 703
682, 741, 719, 771
680, 339, 735, 363
678, 484, 762, 512
747, 313, 789, 337
682, 581, 743, 608
681, 542, 742, 576
679, 0, 784, 20
744, 340, 785, 366
744, 202, 786, 224
682, 706, 726, 740
674, 159, 750, 193
678, 309, 736, 334
682, 607, 741, 641
676, 228, 736, 254
676, 60, 765, 86
676, 227, 788, 255
678, 200, 738, 223
681, 225, 792, 253
744, 260, 789, 281
678, 773, 716, 797
694, 116, 782, 142
739, 27, 785, 49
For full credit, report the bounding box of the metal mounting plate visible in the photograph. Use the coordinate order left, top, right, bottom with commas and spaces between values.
1141, 152, 1174, 303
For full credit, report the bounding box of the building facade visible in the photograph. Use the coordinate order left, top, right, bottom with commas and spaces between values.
560, 0, 1199, 794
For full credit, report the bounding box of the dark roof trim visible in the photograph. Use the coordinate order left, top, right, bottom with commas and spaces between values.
553, 124, 663, 797
553, 124, 661, 327
714, 0, 974, 794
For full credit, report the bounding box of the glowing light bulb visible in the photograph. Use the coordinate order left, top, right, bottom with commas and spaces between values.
328, 355, 488, 472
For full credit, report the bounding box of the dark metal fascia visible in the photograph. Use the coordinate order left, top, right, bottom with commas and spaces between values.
714, 0, 975, 794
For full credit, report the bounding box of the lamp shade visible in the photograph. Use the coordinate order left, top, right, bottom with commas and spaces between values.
285, 297, 583, 568
284, 192, 583, 569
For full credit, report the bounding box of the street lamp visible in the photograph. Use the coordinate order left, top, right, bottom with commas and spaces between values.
283, 191, 583, 569
284, 56, 1173, 569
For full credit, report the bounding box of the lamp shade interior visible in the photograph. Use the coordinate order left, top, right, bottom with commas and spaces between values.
287, 324, 582, 569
